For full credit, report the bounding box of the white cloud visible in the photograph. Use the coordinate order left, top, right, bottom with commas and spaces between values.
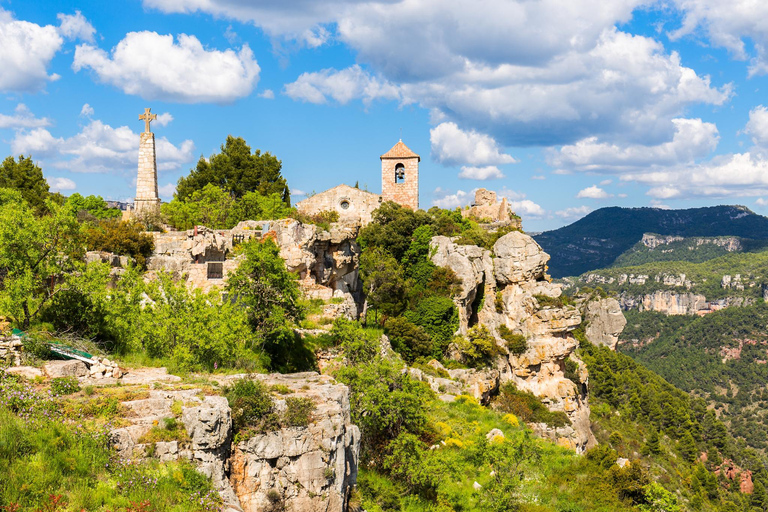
599, 179, 612, 186
576, 185, 612, 199
155, 112, 174, 127
668, 0, 768, 76
49, 177, 76, 192
158, 182, 176, 198
430, 122, 517, 167
550, 118, 720, 173
432, 187, 469, 209
80, 103, 94, 117
292, 189, 308, 197
0, 104, 51, 129
756, 198, 768, 207
0, 9, 63, 92
458, 166, 505, 180
259, 89, 275, 99
508, 199, 546, 218
531, 175, 546, 180
284, 65, 399, 105
73, 31, 260, 103
56, 11, 95, 42
556, 205, 592, 220
744, 105, 768, 147
12, 119, 195, 174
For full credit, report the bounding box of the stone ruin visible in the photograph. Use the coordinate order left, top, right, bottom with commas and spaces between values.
461, 188, 522, 229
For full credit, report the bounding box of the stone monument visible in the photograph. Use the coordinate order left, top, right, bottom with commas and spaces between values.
134, 107, 160, 215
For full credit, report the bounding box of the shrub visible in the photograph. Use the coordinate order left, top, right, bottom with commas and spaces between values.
404, 295, 459, 346
454, 325, 503, 367
499, 325, 527, 355
385, 316, 433, 362
493, 383, 570, 428
290, 209, 339, 231
534, 294, 571, 309
85, 219, 154, 267
225, 378, 279, 434
283, 397, 315, 427
50, 376, 80, 396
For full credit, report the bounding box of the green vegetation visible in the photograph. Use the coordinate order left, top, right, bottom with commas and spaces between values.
50, 376, 80, 396
619, 305, 768, 453
535, 205, 768, 277
65, 193, 121, 220
611, 235, 767, 268
0, 155, 57, 214
0, 370, 220, 511
176, 135, 289, 203
493, 382, 570, 427
84, 219, 154, 267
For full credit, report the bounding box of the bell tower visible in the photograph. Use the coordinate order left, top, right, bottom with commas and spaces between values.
380, 140, 419, 210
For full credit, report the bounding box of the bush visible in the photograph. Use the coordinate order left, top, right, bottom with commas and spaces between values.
50, 376, 80, 396
404, 296, 458, 347
385, 317, 433, 362
290, 209, 339, 231
454, 325, 503, 367
85, 219, 154, 267
493, 382, 570, 427
282, 397, 315, 427
225, 378, 279, 434
499, 325, 527, 355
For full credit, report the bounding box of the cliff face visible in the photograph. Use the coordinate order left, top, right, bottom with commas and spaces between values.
430, 231, 596, 452
583, 298, 627, 350
109, 372, 359, 512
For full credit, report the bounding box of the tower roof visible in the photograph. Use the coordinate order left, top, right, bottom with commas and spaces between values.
381, 140, 420, 161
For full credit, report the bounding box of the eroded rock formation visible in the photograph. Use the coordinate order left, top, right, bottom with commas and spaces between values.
583, 298, 626, 350
430, 231, 596, 452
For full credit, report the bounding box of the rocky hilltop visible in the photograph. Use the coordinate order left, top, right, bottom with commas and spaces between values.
430, 231, 597, 452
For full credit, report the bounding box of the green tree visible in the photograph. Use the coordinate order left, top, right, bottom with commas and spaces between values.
65, 193, 121, 220
358, 202, 434, 261
0, 190, 82, 328
639, 482, 681, 512
0, 155, 51, 213
643, 429, 662, 455
85, 219, 154, 267
678, 431, 698, 462
226, 239, 309, 371
176, 136, 289, 203
162, 183, 235, 229
360, 247, 406, 320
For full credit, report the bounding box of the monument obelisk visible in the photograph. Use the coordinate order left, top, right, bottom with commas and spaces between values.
134, 107, 160, 215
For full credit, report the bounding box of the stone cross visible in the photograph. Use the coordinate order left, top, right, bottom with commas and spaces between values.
139, 107, 158, 133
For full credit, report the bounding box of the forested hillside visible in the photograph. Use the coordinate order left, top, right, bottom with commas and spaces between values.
534, 206, 768, 277
620, 305, 768, 454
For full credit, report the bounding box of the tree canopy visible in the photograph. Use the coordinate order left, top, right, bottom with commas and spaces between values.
0, 155, 53, 213
176, 136, 289, 204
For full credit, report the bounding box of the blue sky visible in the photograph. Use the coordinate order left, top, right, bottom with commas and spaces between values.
3, 0, 768, 231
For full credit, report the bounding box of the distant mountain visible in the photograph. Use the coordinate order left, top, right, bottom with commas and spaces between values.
533, 205, 768, 277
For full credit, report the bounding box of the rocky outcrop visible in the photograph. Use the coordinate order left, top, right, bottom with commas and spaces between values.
460, 188, 523, 229
227, 373, 360, 512
0, 335, 23, 366
430, 232, 596, 452
583, 298, 626, 350
618, 291, 708, 315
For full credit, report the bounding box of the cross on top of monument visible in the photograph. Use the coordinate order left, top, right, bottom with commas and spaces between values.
139, 107, 158, 133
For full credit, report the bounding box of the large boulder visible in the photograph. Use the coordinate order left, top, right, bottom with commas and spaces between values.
584, 298, 627, 350
43, 360, 88, 378
493, 231, 549, 285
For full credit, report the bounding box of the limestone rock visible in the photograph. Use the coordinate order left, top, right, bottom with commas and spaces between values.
584, 298, 627, 350
5, 366, 43, 379
493, 231, 549, 285
44, 360, 88, 378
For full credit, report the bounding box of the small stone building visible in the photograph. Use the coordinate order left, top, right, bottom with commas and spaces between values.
295, 140, 420, 226
295, 184, 381, 225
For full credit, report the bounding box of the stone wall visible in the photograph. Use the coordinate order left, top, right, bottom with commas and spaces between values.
295, 184, 382, 226
134, 132, 160, 215
461, 188, 522, 229
381, 156, 419, 210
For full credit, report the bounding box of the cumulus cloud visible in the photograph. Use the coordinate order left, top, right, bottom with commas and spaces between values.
756, 198, 768, 207
80, 103, 94, 117
458, 166, 505, 180
432, 187, 469, 209
576, 185, 612, 199
284, 65, 399, 105
668, 0, 768, 76
57, 11, 95, 42
0, 104, 51, 129
549, 118, 720, 173
259, 89, 275, 99
155, 112, 174, 127
430, 122, 517, 167
744, 106, 768, 147
508, 199, 546, 218
48, 177, 76, 192
158, 182, 176, 198
556, 205, 592, 220
73, 31, 260, 103
0, 9, 63, 92
12, 118, 195, 174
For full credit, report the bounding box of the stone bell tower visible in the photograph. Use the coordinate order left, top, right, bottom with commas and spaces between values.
381, 139, 419, 210
134, 107, 161, 215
